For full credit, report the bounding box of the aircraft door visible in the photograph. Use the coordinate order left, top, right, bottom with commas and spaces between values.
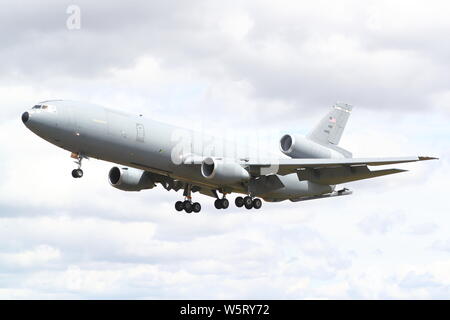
136, 123, 145, 142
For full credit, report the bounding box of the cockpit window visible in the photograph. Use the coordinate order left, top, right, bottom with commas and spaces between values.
32, 103, 56, 113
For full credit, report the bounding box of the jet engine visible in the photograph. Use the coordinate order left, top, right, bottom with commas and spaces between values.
279, 134, 344, 159
201, 157, 250, 185
108, 167, 155, 191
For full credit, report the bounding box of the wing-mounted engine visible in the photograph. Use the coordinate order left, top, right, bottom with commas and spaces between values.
201, 157, 250, 185
279, 134, 344, 159
108, 167, 155, 191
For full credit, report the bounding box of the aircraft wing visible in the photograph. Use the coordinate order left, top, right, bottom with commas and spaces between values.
245, 156, 438, 176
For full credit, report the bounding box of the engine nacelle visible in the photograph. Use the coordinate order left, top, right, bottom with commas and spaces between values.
280, 134, 344, 159
108, 167, 155, 191
201, 157, 250, 185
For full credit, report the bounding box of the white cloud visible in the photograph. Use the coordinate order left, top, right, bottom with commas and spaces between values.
408, 223, 438, 236
0, 245, 60, 269
358, 212, 405, 235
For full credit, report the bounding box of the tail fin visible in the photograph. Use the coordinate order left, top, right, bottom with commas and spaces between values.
307, 102, 353, 146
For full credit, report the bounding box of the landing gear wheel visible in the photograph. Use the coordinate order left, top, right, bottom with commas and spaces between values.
244, 196, 253, 209
192, 202, 201, 213
214, 199, 222, 209
71, 169, 83, 178
221, 198, 229, 209
252, 198, 262, 209
235, 197, 244, 208
175, 201, 184, 212
184, 201, 193, 213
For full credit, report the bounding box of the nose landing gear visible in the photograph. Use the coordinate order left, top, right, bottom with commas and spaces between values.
71, 168, 83, 178
71, 153, 85, 178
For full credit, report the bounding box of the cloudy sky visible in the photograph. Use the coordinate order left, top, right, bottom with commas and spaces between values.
0, 0, 449, 299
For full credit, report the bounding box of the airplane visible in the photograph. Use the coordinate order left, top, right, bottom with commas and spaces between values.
21, 100, 437, 213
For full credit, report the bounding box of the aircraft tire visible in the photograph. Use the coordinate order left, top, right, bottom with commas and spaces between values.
214, 199, 222, 209
72, 169, 83, 178
243, 196, 253, 209
175, 201, 184, 211
252, 198, 262, 209
184, 201, 193, 213
235, 197, 244, 207
192, 202, 201, 213
221, 198, 229, 209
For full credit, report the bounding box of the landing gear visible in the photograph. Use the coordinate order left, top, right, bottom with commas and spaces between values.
213, 190, 230, 210
184, 200, 193, 213
192, 202, 202, 213
252, 198, 262, 209
175, 200, 201, 213
214, 193, 263, 211
235, 197, 244, 208
174, 187, 261, 213
175, 201, 184, 212
71, 168, 83, 178
244, 196, 253, 209
236, 195, 263, 210
221, 198, 229, 209
71, 153, 85, 179
214, 198, 229, 209
175, 184, 202, 213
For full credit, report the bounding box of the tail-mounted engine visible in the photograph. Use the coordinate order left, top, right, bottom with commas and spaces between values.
280, 134, 343, 159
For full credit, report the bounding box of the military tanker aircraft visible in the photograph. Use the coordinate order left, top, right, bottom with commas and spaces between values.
21, 101, 436, 213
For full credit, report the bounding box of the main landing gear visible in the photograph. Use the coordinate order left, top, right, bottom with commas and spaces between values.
212, 190, 230, 210
175, 199, 201, 213
235, 196, 262, 210
213, 192, 262, 211
172, 186, 262, 213
175, 184, 201, 213
214, 198, 229, 209
71, 153, 84, 178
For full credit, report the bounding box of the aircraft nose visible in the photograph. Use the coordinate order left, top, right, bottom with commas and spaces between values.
22, 111, 29, 124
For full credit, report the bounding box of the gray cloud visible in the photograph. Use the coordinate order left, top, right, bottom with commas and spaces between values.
1, 0, 449, 119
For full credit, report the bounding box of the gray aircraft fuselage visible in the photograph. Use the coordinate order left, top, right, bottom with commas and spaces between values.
21, 100, 333, 201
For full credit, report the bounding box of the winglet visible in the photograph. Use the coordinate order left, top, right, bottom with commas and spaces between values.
418, 156, 439, 161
